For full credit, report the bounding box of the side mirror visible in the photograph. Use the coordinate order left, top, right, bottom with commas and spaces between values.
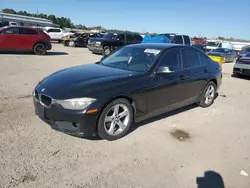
155, 66, 174, 74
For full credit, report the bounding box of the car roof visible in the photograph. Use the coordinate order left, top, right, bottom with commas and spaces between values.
127, 43, 184, 49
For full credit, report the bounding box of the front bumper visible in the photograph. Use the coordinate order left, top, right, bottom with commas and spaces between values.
87, 45, 102, 54
33, 98, 98, 137
233, 63, 250, 76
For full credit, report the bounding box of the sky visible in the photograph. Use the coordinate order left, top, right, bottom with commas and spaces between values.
1, 0, 250, 39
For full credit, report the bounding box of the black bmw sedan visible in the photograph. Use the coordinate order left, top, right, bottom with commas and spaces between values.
33, 44, 222, 140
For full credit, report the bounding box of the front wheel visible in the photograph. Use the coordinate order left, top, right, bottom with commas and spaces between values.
198, 81, 217, 108
33, 43, 47, 55
98, 99, 133, 141
69, 41, 76, 47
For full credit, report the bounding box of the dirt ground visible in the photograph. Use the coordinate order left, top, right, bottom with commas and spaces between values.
0, 44, 250, 188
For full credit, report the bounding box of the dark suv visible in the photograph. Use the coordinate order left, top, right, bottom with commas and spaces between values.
87, 32, 143, 56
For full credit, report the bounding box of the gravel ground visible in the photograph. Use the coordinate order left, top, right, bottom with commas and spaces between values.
0, 44, 250, 188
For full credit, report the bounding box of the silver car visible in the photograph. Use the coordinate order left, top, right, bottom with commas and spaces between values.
233, 53, 250, 77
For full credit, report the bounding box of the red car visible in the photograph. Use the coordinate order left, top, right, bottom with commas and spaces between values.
0, 26, 52, 55
191, 37, 206, 45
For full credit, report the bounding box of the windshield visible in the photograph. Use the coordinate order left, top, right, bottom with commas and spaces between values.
245, 53, 250, 57
207, 42, 218, 47
212, 48, 226, 53
101, 46, 162, 72
243, 48, 250, 52
103, 33, 117, 39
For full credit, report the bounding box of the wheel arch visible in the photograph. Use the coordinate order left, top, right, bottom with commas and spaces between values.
97, 95, 136, 124
32, 41, 46, 49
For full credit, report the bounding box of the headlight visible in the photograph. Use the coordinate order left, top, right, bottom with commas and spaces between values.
55, 97, 96, 110
95, 41, 101, 46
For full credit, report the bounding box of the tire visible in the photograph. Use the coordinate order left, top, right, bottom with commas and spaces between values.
198, 81, 217, 108
69, 41, 76, 47
64, 41, 69, 46
98, 99, 133, 141
33, 43, 47, 55
103, 46, 111, 56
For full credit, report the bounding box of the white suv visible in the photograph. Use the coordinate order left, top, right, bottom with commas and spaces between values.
44, 27, 73, 43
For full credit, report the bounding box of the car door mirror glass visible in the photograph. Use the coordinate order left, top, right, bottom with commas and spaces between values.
155, 66, 174, 74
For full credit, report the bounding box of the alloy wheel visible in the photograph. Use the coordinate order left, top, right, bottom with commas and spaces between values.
104, 104, 130, 135
204, 85, 215, 105
35, 44, 46, 55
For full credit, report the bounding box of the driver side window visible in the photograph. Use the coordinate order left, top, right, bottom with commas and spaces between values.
158, 48, 181, 71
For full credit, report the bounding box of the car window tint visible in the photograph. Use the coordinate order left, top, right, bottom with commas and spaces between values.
183, 48, 201, 68
172, 35, 183, 45
118, 34, 125, 41
1, 28, 19, 34
126, 34, 134, 42
199, 52, 210, 65
158, 48, 181, 71
134, 35, 143, 42
183, 35, 191, 45
53, 29, 61, 32
19, 28, 38, 35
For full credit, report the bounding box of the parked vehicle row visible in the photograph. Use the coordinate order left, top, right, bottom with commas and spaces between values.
207, 48, 237, 66
0, 26, 51, 55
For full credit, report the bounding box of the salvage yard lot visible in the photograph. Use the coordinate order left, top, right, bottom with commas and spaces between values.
0, 44, 250, 188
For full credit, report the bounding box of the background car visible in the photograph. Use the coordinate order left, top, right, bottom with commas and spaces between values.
233, 53, 250, 77
191, 37, 206, 45
207, 48, 237, 66
44, 27, 73, 43
238, 46, 250, 59
33, 44, 222, 140
87, 32, 143, 56
0, 26, 51, 55
64, 32, 103, 47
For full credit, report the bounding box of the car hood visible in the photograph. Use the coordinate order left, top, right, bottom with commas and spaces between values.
207, 52, 225, 57
39, 63, 137, 98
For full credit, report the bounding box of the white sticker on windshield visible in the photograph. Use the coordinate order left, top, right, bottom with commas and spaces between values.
144, 49, 161, 55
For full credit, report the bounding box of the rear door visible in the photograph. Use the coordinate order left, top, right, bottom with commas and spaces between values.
0, 27, 20, 49
181, 47, 208, 100
19, 28, 39, 50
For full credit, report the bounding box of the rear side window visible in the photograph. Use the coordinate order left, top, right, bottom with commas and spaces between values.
1, 28, 19, 34
19, 28, 38, 35
172, 35, 183, 45
182, 48, 201, 68
47, 29, 61, 33
158, 48, 181, 71
126, 34, 135, 42
199, 52, 210, 65
183, 35, 191, 45
118, 34, 125, 41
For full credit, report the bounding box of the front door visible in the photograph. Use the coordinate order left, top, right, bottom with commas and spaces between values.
146, 47, 188, 113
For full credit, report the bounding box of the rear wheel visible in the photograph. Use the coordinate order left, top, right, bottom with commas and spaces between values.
64, 41, 69, 46
33, 43, 46, 55
98, 99, 133, 141
198, 81, 217, 108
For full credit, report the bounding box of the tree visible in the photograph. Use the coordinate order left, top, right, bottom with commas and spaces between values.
2, 8, 16, 14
